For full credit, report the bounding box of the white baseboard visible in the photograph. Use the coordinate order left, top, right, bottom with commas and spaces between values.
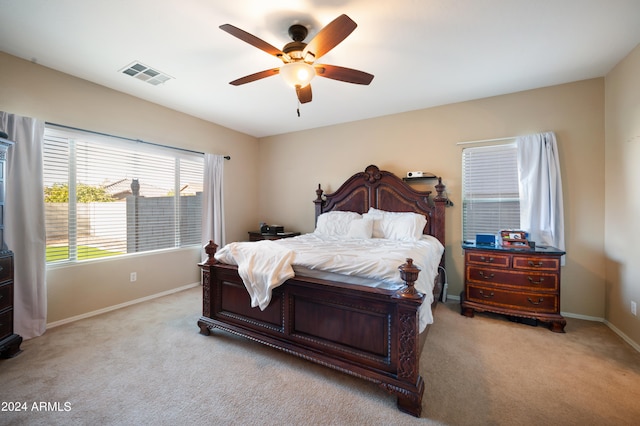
561, 311, 605, 322
603, 320, 640, 353
47, 282, 200, 329
444, 296, 639, 352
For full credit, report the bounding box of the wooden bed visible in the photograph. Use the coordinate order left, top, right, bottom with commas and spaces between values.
197, 164, 448, 417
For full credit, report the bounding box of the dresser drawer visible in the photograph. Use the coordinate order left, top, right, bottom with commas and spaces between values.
513, 255, 560, 272
0, 308, 13, 340
466, 266, 558, 291
466, 284, 558, 314
465, 251, 510, 268
0, 255, 12, 283
0, 282, 12, 311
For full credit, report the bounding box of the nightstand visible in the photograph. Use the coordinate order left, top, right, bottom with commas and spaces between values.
248, 231, 300, 241
460, 243, 566, 332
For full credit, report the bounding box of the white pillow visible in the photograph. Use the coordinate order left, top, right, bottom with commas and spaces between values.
347, 218, 374, 239
363, 208, 385, 238
314, 211, 362, 236
363, 208, 426, 241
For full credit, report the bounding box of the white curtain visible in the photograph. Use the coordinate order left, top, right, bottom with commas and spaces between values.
1, 112, 47, 339
516, 131, 565, 262
201, 154, 225, 261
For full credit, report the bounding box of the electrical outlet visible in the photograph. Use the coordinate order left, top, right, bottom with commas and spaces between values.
130, 272, 137, 282
631, 301, 637, 316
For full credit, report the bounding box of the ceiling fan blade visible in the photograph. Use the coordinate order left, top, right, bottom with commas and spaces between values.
302, 14, 357, 61
220, 24, 285, 58
314, 64, 374, 85
296, 84, 312, 104
229, 68, 280, 86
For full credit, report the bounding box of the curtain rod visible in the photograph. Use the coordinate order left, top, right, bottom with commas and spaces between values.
457, 136, 519, 146
45, 122, 230, 159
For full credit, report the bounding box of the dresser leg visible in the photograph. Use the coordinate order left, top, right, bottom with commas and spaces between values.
0, 334, 23, 358
549, 319, 567, 333
460, 293, 475, 317
460, 306, 475, 318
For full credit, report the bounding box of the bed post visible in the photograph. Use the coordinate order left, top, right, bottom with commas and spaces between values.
390, 258, 425, 417
200, 240, 218, 266
313, 184, 325, 226
395, 258, 422, 300
431, 177, 447, 248
197, 240, 218, 335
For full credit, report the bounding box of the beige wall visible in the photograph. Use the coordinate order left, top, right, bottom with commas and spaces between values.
259, 78, 607, 320
604, 43, 640, 346
2, 50, 626, 344
0, 52, 260, 323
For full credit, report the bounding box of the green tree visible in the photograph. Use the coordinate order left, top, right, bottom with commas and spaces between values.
44, 183, 115, 203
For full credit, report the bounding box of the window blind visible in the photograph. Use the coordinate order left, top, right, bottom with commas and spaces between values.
462, 143, 520, 241
43, 127, 204, 263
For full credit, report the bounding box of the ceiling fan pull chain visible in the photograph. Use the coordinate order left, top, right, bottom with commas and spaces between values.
297, 100, 301, 117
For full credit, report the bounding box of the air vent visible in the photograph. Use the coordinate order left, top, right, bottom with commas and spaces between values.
120, 61, 173, 86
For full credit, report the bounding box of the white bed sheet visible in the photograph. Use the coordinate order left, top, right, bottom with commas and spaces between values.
277, 233, 444, 330
215, 233, 444, 331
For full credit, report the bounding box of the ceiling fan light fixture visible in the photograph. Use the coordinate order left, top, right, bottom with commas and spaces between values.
280, 62, 316, 88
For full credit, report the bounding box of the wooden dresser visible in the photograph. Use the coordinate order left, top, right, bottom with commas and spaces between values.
0, 251, 21, 357
460, 243, 566, 332
0, 136, 21, 357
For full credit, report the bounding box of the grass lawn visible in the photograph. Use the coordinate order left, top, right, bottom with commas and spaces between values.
46, 245, 124, 262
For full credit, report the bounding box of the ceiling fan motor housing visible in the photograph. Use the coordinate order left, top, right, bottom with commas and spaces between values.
284, 25, 309, 60
288, 24, 308, 42
283, 41, 306, 59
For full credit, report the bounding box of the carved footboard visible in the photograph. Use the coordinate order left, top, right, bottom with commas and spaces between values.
197, 242, 433, 417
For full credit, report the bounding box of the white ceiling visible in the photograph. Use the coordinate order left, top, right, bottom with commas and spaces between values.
1, 0, 640, 138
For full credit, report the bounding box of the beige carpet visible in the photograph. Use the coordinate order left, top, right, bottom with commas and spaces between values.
1, 287, 639, 425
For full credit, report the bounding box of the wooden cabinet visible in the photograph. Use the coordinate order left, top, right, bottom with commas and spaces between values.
0, 252, 21, 357
460, 244, 566, 333
0, 136, 10, 251
248, 231, 300, 241
0, 136, 21, 357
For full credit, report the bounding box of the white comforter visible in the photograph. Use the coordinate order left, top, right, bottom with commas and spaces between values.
214, 240, 296, 310
214, 233, 444, 321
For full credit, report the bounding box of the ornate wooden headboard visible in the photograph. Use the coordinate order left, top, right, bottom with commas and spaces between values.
313, 165, 448, 247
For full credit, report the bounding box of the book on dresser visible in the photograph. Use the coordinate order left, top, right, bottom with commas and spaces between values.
460, 242, 566, 333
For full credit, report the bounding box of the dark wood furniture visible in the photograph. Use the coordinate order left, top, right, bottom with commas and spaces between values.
460, 243, 566, 332
247, 231, 300, 241
0, 136, 21, 358
198, 165, 448, 417
0, 252, 21, 358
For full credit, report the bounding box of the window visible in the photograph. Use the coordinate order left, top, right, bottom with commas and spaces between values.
462, 143, 520, 242
43, 126, 204, 263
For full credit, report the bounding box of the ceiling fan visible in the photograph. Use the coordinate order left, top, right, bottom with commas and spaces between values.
219, 14, 374, 105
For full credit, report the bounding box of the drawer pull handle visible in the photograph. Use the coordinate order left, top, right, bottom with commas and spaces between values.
479, 290, 494, 298
527, 297, 544, 305
478, 271, 494, 280
528, 260, 543, 268
527, 276, 545, 285
480, 256, 494, 263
